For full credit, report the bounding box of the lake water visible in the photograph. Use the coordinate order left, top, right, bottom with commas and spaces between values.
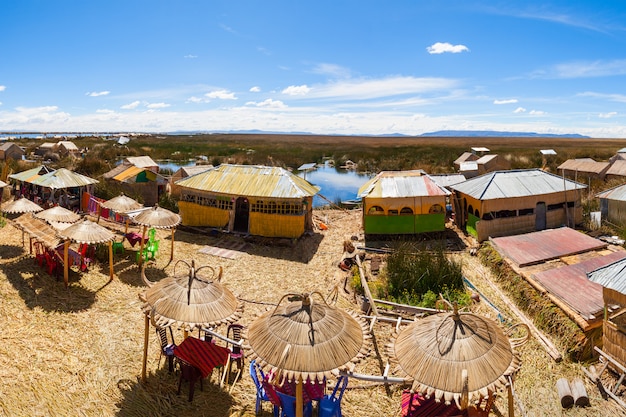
156, 161, 372, 208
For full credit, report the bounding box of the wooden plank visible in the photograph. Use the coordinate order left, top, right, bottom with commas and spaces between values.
355, 255, 379, 316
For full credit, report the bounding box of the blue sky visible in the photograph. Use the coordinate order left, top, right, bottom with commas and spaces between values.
1, 1, 626, 137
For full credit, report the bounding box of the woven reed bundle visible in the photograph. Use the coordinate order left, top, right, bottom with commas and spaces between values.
246, 292, 371, 383
35, 205, 81, 224
139, 260, 242, 330
132, 204, 181, 229
12, 213, 61, 248
58, 218, 115, 244
1, 196, 43, 214
387, 303, 526, 408
98, 193, 143, 213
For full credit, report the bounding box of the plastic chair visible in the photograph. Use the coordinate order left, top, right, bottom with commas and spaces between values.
44, 250, 59, 278
276, 391, 313, 417
222, 323, 245, 386
319, 376, 348, 417
78, 243, 92, 271
112, 238, 125, 255
34, 241, 46, 267
156, 326, 176, 373
177, 360, 203, 402
250, 360, 279, 417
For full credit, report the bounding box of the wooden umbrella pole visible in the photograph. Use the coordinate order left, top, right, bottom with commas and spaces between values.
108, 241, 114, 281
296, 375, 303, 417
64, 239, 70, 287
138, 225, 147, 267
170, 228, 175, 262
141, 313, 150, 382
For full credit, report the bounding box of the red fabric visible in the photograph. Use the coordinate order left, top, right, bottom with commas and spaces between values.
262, 379, 282, 407
173, 337, 230, 379
125, 232, 148, 247
276, 378, 325, 403
401, 390, 465, 417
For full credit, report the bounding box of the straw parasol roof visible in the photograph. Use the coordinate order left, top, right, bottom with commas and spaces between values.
99, 193, 143, 213
133, 204, 181, 229
139, 260, 243, 330
387, 303, 528, 409
246, 291, 371, 383
58, 218, 115, 244
35, 205, 81, 224
1, 197, 43, 214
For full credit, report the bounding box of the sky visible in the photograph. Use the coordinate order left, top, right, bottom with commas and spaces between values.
2, 1, 626, 137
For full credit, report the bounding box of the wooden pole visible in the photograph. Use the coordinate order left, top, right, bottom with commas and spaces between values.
296, 375, 303, 417
108, 241, 114, 281
138, 225, 147, 267
170, 228, 175, 262
141, 313, 149, 382
64, 239, 70, 287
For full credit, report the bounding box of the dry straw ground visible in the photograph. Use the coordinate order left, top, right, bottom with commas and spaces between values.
0, 208, 625, 417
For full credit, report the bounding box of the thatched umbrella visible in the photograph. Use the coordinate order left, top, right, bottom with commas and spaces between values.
138, 260, 243, 382
2, 197, 44, 246
35, 205, 81, 224
97, 193, 143, 233
57, 219, 116, 287
246, 292, 371, 417
132, 204, 181, 266
2, 196, 43, 215
387, 302, 529, 415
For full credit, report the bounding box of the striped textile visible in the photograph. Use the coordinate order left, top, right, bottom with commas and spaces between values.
401, 390, 464, 417
173, 337, 230, 379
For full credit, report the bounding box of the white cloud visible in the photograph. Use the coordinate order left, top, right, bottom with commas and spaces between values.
245, 99, 287, 108
121, 101, 141, 110
282, 85, 311, 96
599, 112, 617, 119
186, 96, 209, 104
87, 91, 110, 97
514, 107, 526, 113
146, 102, 170, 109
0, 85, 5, 92
494, 99, 518, 105
548, 59, 626, 79
205, 90, 237, 100
578, 91, 626, 103
427, 42, 469, 54
311, 63, 351, 78
184, 54, 198, 59
96, 109, 114, 114
249, 86, 261, 93
529, 110, 546, 115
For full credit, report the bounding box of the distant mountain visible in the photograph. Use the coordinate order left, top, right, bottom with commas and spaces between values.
420, 130, 589, 138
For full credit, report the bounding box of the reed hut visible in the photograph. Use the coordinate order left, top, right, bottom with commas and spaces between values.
588, 258, 626, 368
557, 158, 611, 181
102, 163, 167, 206
449, 169, 587, 242
175, 164, 320, 239
596, 183, 626, 228
358, 170, 450, 235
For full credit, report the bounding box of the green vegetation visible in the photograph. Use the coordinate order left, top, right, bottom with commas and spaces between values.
379, 242, 468, 308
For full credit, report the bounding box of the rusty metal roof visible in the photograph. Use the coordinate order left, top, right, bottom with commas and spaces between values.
532, 251, 626, 320
175, 164, 320, 198
450, 169, 587, 200
358, 170, 449, 199
588, 256, 626, 296
31, 168, 99, 189
490, 227, 607, 267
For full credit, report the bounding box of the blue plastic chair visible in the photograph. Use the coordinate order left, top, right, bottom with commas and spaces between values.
276, 391, 312, 417
249, 360, 279, 417
318, 376, 348, 417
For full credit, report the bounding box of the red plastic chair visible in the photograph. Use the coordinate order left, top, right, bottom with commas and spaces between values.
78, 243, 92, 271
34, 241, 46, 267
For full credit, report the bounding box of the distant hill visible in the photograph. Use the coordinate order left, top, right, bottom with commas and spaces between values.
420, 130, 589, 138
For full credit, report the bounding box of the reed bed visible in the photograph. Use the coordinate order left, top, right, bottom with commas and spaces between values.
0, 209, 625, 416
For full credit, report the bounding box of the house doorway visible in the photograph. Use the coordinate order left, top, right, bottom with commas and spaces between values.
234, 197, 250, 233
535, 202, 546, 230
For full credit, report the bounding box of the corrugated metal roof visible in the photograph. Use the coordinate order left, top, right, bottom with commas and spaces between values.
180, 165, 213, 177
476, 154, 497, 164
175, 164, 320, 198
125, 156, 158, 168
113, 166, 143, 182
449, 169, 587, 200
358, 170, 450, 198
429, 174, 466, 188
596, 182, 626, 201
471, 147, 490, 152
490, 227, 607, 267
102, 163, 129, 179
31, 168, 98, 189
459, 161, 478, 171
9, 165, 54, 183
588, 257, 626, 295
605, 160, 626, 177
540, 149, 557, 155
557, 158, 611, 174
453, 152, 479, 165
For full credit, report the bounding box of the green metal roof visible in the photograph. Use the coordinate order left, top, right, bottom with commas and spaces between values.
30, 168, 99, 189
175, 164, 320, 198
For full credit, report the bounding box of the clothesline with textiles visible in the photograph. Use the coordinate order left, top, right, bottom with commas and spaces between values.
85, 193, 127, 224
